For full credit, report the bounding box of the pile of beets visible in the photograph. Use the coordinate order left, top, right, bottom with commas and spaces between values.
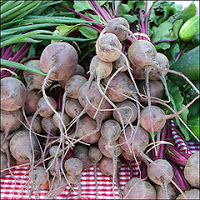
1, 17, 199, 199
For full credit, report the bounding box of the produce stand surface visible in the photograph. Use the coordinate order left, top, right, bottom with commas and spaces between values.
1, 124, 199, 199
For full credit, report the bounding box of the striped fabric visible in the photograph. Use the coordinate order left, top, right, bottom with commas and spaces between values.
1, 125, 199, 199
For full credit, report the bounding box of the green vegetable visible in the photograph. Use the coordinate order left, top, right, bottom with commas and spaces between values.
167, 81, 190, 141
1, 30, 52, 48
168, 45, 199, 85
187, 115, 200, 142
179, 15, 199, 42
1, 59, 46, 76
184, 80, 199, 103
176, 2, 196, 23
188, 100, 199, 118
192, 32, 200, 46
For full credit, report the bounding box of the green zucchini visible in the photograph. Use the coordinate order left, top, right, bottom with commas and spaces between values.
168, 46, 199, 86
179, 15, 199, 42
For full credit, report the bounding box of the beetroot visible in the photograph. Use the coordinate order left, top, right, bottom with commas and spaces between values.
52, 112, 69, 128
106, 17, 130, 41
73, 144, 92, 169
65, 99, 83, 118
123, 177, 156, 199
0, 151, 15, 177
96, 33, 122, 62
113, 100, 138, 125
10, 130, 40, 164
78, 81, 112, 122
24, 116, 42, 134
176, 189, 199, 199
1, 77, 27, 111
128, 40, 158, 69
37, 96, 57, 118
184, 152, 199, 188
155, 183, 177, 199
138, 80, 164, 105
48, 176, 68, 199
23, 60, 52, 91
64, 158, 83, 183
147, 159, 174, 199
29, 166, 49, 198
40, 42, 78, 81
1, 109, 24, 144
24, 90, 42, 115
75, 115, 101, 144
119, 126, 149, 163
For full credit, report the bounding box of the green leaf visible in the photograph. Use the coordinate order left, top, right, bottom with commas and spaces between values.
135, 1, 146, 11
123, 14, 138, 24
167, 81, 190, 141
114, 1, 121, 11
155, 42, 170, 50
73, 1, 92, 12
12, 43, 24, 54
187, 114, 200, 141
177, 3, 196, 23
96, 1, 108, 6
60, 1, 74, 8
165, 43, 180, 65
157, 4, 177, 24
173, 19, 183, 38
86, 13, 102, 22
149, 9, 157, 23
188, 100, 200, 118
118, 1, 134, 16
52, 24, 79, 43
78, 26, 98, 39
152, 1, 176, 25
27, 43, 36, 58
151, 21, 173, 42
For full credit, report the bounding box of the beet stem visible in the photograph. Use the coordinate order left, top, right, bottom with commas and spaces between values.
170, 161, 190, 191
20, 56, 40, 64
138, 8, 145, 34
56, 4, 105, 29
157, 126, 167, 159
175, 44, 187, 62
1, 45, 13, 59
11, 43, 29, 61
165, 150, 186, 166
13, 45, 30, 63
144, 1, 158, 34
141, 161, 147, 179
1, 47, 6, 56
89, 1, 109, 23
2, 49, 14, 61
167, 145, 188, 161
103, 6, 113, 19
153, 39, 178, 45
80, 24, 102, 33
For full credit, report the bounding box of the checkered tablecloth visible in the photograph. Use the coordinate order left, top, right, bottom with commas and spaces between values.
1, 126, 199, 199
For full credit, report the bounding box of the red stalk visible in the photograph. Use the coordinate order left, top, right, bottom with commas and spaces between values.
21, 56, 40, 64
56, 4, 105, 29
115, 0, 122, 17
11, 43, 29, 61
165, 151, 187, 166
1, 45, 14, 59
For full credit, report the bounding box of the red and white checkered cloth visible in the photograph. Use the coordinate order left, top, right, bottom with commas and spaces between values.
1, 126, 199, 199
